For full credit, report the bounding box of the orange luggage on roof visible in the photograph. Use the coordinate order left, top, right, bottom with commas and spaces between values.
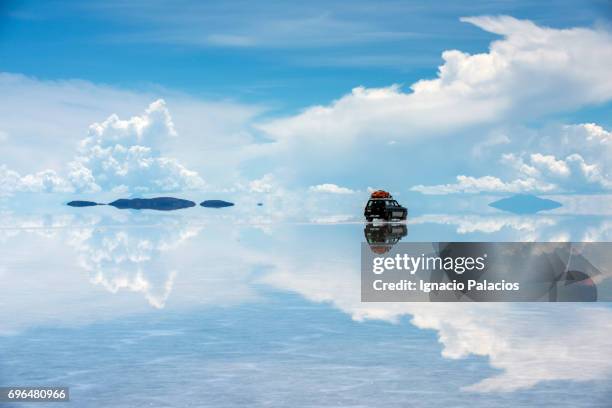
371, 190, 391, 198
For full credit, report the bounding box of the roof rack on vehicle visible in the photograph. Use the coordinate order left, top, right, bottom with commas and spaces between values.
370, 190, 391, 199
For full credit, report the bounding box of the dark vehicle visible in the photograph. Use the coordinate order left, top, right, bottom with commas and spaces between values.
364, 190, 407, 222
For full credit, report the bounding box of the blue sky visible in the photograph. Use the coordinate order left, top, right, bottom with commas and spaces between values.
0, 0, 611, 198
2, 0, 610, 109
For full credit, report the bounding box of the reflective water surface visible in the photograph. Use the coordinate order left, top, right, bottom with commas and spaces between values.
1, 200, 611, 407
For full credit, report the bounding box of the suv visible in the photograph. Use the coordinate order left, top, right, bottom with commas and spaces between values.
364, 191, 407, 222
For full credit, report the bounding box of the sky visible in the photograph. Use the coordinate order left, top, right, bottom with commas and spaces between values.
0, 0, 611, 200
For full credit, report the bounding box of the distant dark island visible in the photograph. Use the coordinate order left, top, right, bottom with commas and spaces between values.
68, 197, 233, 211
67, 200, 103, 207
489, 194, 562, 214
200, 200, 234, 208
109, 197, 196, 211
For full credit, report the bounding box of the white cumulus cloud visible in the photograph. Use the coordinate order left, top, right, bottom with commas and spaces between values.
309, 183, 356, 194
247, 174, 276, 193
413, 123, 612, 194
247, 17, 612, 192
0, 165, 73, 196
260, 16, 612, 144
0, 99, 205, 196
411, 175, 555, 195
68, 99, 204, 193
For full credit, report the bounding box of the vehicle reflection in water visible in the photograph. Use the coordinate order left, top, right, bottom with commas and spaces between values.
431, 242, 600, 301
364, 223, 407, 254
